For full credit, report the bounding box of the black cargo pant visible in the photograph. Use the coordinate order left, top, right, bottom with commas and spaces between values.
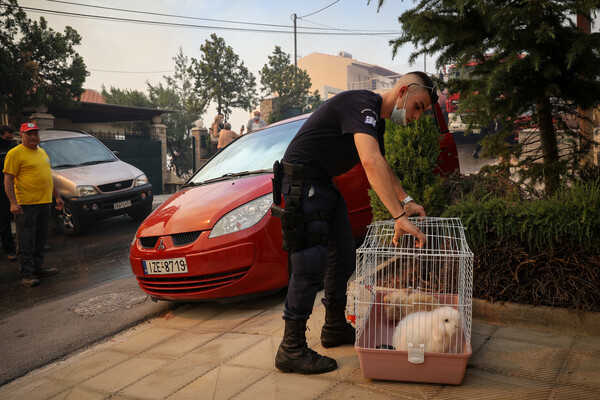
15, 203, 51, 279
282, 175, 355, 321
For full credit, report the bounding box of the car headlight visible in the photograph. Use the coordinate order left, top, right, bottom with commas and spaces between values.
76, 185, 98, 197
135, 174, 149, 186
209, 193, 273, 238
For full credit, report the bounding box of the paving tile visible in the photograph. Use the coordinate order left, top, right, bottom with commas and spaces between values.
346, 367, 441, 398
551, 383, 600, 400
472, 319, 498, 336
110, 327, 182, 354
0, 378, 69, 400
81, 356, 168, 393
142, 331, 220, 359
469, 337, 569, 382
558, 349, 600, 391
181, 332, 265, 365
121, 360, 214, 400
572, 335, 600, 352
48, 386, 106, 400
436, 368, 552, 400
154, 305, 226, 329
168, 365, 270, 400
319, 382, 410, 399
231, 371, 336, 400
226, 291, 287, 310
190, 308, 265, 333
471, 332, 492, 356
232, 308, 284, 335
46, 349, 130, 384
315, 344, 361, 381
227, 336, 280, 370
493, 325, 574, 348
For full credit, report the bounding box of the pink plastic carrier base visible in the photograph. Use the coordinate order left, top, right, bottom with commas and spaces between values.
355, 292, 471, 385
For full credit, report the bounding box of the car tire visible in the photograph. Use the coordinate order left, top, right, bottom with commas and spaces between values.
128, 203, 152, 221
54, 201, 87, 236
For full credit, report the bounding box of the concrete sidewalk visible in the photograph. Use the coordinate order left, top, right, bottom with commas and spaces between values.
1, 288, 599, 400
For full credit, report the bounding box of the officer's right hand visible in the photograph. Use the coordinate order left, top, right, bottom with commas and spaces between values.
393, 217, 426, 248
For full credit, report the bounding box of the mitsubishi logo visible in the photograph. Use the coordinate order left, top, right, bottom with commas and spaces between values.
156, 238, 166, 251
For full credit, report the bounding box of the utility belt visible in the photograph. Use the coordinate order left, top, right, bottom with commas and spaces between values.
271, 160, 330, 251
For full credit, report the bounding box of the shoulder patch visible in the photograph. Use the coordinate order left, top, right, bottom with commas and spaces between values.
361, 108, 378, 128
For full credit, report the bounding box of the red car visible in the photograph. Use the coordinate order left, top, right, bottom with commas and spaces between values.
130, 110, 458, 301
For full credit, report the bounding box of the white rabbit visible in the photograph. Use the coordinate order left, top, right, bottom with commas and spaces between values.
392, 306, 462, 353
382, 288, 440, 322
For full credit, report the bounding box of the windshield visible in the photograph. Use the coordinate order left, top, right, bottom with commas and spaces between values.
188, 118, 306, 185
40, 136, 117, 168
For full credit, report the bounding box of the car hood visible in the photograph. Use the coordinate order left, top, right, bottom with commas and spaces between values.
53, 160, 143, 186
137, 174, 273, 237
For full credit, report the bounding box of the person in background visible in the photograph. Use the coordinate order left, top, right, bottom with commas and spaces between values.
0, 125, 17, 261
217, 122, 243, 150
4, 122, 64, 287
210, 114, 224, 154
246, 110, 266, 133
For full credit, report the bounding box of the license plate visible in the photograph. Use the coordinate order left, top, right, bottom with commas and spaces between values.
114, 200, 132, 210
143, 258, 188, 275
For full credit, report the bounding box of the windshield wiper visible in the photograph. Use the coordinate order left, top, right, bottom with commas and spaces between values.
53, 163, 78, 168
78, 160, 111, 166
192, 169, 273, 186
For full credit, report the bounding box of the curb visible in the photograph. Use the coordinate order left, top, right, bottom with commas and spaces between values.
473, 298, 600, 337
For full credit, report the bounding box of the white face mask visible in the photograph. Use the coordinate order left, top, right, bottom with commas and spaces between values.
390, 90, 409, 126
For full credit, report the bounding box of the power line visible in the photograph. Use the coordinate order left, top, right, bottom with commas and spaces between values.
298, 0, 340, 19
2, 3, 397, 36
89, 69, 174, 74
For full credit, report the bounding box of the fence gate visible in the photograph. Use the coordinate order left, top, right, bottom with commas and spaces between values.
100, 138, 163, 195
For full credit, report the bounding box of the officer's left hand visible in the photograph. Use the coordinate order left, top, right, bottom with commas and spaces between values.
55, 197, 64, 211
403, 201, 426, 218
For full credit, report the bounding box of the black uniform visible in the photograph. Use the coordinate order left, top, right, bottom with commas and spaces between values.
280, 90, 386, 321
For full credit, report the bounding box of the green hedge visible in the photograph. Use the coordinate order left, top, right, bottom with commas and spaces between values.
442, 180, 600, 253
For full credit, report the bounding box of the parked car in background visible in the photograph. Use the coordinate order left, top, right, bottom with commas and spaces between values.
130, 107, 460, 302
39, 130, 153, 236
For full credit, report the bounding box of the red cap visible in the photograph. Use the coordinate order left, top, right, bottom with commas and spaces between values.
20, 122, 39, 133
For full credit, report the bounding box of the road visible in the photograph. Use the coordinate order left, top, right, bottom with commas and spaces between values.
0, 201, 174, 386
0, 215, 140, 317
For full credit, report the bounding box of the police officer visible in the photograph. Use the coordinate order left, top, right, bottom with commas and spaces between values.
273, 72, 437, 374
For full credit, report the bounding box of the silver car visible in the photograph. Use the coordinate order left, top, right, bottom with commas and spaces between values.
39, 130, 153, 235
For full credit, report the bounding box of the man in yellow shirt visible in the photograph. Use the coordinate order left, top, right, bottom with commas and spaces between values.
3, 122, 64, 287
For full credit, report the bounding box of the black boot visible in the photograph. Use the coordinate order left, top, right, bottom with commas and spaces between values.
275, 319, 337, 374
320, 305, 355, 348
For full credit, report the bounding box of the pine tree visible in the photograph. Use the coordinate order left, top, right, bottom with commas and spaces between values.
189, 34, 257, 119
373, 0, 600, 194
260, 46, 317, 122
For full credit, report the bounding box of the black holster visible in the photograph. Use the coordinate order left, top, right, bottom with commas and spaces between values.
271, 161, 330, 252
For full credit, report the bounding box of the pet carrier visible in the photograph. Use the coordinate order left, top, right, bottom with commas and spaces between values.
348, 217, 473, 384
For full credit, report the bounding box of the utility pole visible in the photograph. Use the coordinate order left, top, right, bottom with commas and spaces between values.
292, 13, 298, 72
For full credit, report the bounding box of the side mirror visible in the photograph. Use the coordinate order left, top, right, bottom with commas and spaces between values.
112, 150, 120, 158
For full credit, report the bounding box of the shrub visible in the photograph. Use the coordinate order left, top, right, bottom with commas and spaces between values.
370, 116, 444, 221
443, 179, 600, 311
442, 180, 600, 253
